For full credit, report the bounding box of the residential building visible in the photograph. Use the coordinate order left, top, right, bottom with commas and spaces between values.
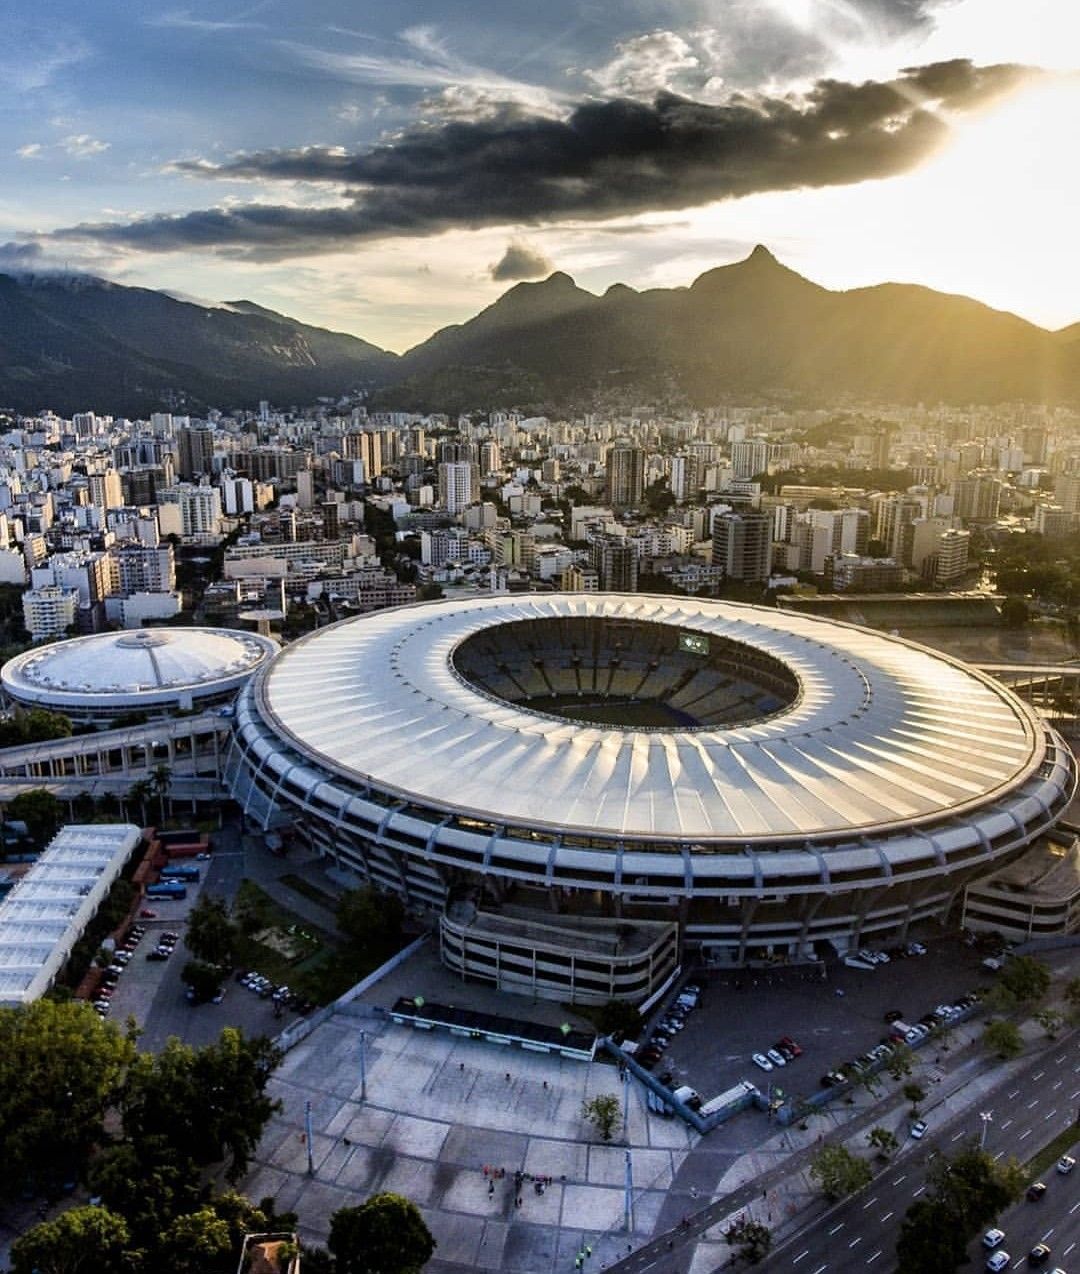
711, 510, 771, 581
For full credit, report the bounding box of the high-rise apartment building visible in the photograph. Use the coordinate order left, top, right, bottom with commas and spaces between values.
952, 472, 1003, 521
607, 446, 645, 508
438, 461, 479, 514
711, 511, 772, 581
177, 424, 215, 481
590, 534, 638, 592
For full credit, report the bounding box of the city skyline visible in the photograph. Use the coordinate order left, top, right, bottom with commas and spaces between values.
1, 0, 1078, 350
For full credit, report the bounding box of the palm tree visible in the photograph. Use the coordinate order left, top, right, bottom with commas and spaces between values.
150, 763, 172, 824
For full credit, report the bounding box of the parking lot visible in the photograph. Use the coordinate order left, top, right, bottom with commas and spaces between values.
639, 938, 994, 1123
94, 834, 309, 1051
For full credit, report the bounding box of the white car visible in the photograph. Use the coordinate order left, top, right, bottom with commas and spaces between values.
751, 1053, 774, 1072
985, 1252, 1010, 1273
1057, 1154, 1076, 1174
982, 1228, 1005, 1249
766, 1049, 787, 1068
909, 1120, 928, 1140
906, 942, 927, 955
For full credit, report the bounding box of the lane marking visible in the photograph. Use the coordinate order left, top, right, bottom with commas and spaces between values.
848, 1236, 863, 1249
880, 1211, 893, 1222
792, 1250, 809, 1264
1052, 1080, 1063, 1091
1070, 1201, 1080, 1215
1040, 1228, 1054, 1241
993, 1151, 1004, 1161
1008, 1089, 1021, 1099
951, 1131, 965, 1142
1055, 1054, 1066, 1064
1019, 1128, 1033, 1140
1063, 1241, 1075, 1257
866, 1251, 882, 1265
1044, 1109, 1057, 1121
913, 1185, 925, 1197
1001, 1120, 1013, 1130
862, 1197, 879, 1210
1033, 1071, 1045, 1081
812, 1265, 828, 1274
1071, 1089, 1080, 1099
892, 1175, 906, 1185
1027, 1098, 1040, 1109
828, 1224, 845, 1236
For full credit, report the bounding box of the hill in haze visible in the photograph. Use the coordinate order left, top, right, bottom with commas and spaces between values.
0, 273, 397, 415
0, 249, 1077, 414
381, 246, 1077, 412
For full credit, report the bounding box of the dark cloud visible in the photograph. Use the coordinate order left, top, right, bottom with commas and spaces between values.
490, 241, 555, 281
0, 240, 45, 269
48, 60, 1037, 261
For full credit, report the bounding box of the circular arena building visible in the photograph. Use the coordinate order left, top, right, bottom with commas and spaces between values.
226, 595, 1075, 1001
2, 627, 279, 725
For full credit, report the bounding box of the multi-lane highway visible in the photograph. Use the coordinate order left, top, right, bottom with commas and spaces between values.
777, 1044, 1080, 1274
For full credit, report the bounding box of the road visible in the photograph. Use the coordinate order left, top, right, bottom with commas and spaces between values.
775, 1045, 1080, 1274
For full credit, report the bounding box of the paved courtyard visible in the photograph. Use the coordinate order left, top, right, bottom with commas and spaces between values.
243, 1007, 695, 1272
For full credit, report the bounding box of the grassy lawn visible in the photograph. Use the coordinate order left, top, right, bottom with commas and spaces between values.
232, 878, 386, 1005
279, 872, 340, 912
1025, 1123, 1080, 1180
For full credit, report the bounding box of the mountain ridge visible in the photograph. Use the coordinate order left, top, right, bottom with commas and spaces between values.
0, 250, 1077, 414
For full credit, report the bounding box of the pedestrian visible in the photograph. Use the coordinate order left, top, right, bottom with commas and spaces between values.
505, 1072, 511, 1081
488, 1181, 494, 1196
460, 1061, 465, 1071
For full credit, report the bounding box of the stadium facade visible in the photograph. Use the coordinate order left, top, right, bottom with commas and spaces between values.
225, 594, 1076, 1003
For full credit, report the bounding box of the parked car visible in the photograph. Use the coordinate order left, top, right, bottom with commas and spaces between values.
1028, 1244, 1051, 1266
766, 1049, 787, 1068
139, 908, 157, 918
751, 1053, 774, 1072
779, 1035, 802, 1056
884, 1009, 905, 1023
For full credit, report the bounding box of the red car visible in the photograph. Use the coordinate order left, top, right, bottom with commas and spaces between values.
139, 908, 157, 918
779, 1036, 803, 1057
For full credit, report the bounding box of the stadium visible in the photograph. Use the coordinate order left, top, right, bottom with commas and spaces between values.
226, 594, 1076, 1003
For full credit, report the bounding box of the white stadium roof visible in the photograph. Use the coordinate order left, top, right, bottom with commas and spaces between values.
2, 627, 278, 713
257, 594, 1044, 843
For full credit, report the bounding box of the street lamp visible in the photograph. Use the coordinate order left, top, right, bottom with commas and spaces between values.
359, 1030, 367, 1102
978, 1110, 993, 1149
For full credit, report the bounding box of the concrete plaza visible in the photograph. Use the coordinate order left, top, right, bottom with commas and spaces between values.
243, 1004, 696, 1272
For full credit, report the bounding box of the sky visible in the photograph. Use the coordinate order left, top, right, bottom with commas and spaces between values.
1, 0, 1078, 351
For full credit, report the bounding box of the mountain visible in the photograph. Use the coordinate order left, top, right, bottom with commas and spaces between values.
384, 246, 1079, 411
1, 251, 1078, 415
0, 273, 397, 414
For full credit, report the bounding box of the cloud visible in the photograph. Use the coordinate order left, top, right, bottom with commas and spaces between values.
15, 143, 43, 159
61, 134, 110, 157
585, 31, 702, 98
150, 8, 267, 32
47, 60, 1037, 261
490, 241, 555, 281
0, 241, 46, 269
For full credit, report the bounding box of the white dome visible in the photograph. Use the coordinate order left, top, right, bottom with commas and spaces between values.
2, 627, 279, 717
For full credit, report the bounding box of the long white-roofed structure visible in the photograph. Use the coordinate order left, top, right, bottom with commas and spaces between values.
0, 824, 141, 1007
226, 595, 1076, 999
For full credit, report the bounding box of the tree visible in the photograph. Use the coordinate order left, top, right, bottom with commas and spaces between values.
999, 596, 1030, 628
1064, 975, 1080, 1024
0, 1000, 136, 1197
160, 1207, 233, 1274
903, 1082, 926, 1115
337, 884, 405, 968
5, 787, 63, 847
582, 1093, 623, 1142
596, 999, 643, 1040
886, 1045, 915, 1082
185, 894, 237, 968
151, 762, 172, 822
983, 1019, 1023, 1060
896, 1199, 968, 1274
728, 1217, 772, 1265
88, 1139, 203, 1253
998, 955, 1051, 1004
0, 708, 72, 748
11, 1205, 130, 1274
925, 1143, 1026, 1236
122, 1028, 281, 1180
867, 1127, 900, 1159
182, 959, 225, 1003
328, 1193, 436, 1274
1035, 1008, 1064, 1039
127, 778, 155, 827
808, 1144, 873, 1201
